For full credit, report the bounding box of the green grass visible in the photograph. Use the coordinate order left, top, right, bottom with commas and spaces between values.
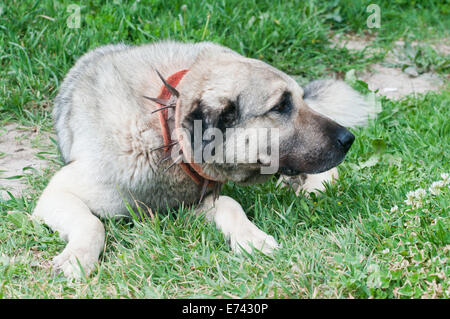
0, 0, 449, 298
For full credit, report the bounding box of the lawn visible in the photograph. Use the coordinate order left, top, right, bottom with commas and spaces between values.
0, 0, 449, 298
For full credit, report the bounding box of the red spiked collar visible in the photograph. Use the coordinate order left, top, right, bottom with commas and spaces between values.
144, 69, 222, 200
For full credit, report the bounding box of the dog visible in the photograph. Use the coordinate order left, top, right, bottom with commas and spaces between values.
32, 41, 378, 279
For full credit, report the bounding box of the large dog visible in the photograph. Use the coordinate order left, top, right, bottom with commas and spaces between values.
33, 41, 377, 279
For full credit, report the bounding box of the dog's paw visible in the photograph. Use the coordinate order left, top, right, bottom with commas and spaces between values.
276, 174, 307, 195
52, 246, 97, 280
229, 224, 279, 255
277, 168, 338, 195
301, 168, 338, 193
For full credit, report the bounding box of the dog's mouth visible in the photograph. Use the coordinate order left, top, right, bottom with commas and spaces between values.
278, 149, 348, 177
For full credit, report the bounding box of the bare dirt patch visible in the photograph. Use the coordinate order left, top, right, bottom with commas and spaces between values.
360, 64, 444, 99
331, 33, 378, 52
0, 124, 57, 199
331, 34, 447, 99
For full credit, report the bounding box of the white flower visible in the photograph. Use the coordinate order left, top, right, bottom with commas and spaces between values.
429, 181, 444, 195
404, 191, 415, 205
390, 205, 398, 213
441, 173, 449, 184
414, 188, 426, 199
382, 248, 390, 254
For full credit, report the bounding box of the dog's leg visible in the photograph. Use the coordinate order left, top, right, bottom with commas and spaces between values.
197, 195, 278, 254
32, 164, 105, 279
301, 168, 338, 194
278, 167, 338, 195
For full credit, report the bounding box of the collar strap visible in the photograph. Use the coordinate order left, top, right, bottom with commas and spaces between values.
151, 69, 221, 194
155, 69, 188, 152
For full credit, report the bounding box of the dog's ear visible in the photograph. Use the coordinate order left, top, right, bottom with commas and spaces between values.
216, 98, 240, 132
181, 98, 240, 152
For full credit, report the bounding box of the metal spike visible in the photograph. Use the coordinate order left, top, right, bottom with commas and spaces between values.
143, 96, 171, 106
157, 153, 172, 165
213, 182, 222, 201
163, 155, 182, 173
199, 179, 210, 203
155, 69, 180, 98
150, 105, 175, 114
150, 141, 178, 152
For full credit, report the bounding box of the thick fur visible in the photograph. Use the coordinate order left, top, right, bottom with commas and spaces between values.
32, 41, 378, 278
304, 79, 379, 128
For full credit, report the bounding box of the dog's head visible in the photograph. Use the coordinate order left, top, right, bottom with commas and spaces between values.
174, 47, 354, 184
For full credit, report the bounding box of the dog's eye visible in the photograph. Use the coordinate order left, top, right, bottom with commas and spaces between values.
271, 101, 287, 113
270, 92, 292, 114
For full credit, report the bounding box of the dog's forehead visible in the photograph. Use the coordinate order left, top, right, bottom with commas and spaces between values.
198, 63, 284, 103
184, 51, 304, 111
220, 60, 298, 94
244, 57, 303, 91
240, 65, 305, 109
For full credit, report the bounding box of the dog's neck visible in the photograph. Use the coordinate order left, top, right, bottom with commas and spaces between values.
150, 69, 222, 200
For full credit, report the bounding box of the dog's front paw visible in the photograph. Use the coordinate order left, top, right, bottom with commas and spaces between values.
277, 168, 338, 195
229, 224, 279, 255
52, 246, 97, 280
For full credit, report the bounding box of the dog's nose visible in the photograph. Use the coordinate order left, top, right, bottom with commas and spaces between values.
336, 129, 355, 152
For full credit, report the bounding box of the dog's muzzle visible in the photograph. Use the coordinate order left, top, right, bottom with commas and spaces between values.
279, 124, 355, 176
